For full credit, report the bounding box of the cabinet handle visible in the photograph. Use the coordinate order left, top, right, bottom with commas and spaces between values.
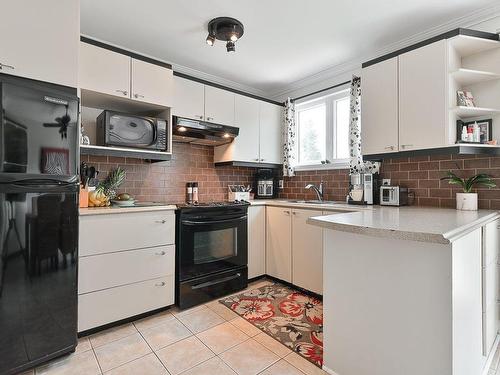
254, 158, 260, 161
115, 89, 128, 96
155, 281, 166, 287
195, 115, 203, 119
155, 251, 166, 256
0, 62, 15, 70
134, 93, 145, 99
206, 117, 213, 121
284, 210, 290, 215
155, 219, 167, 224
260, 158, 265, 161
384, 146, 395, 151
401, 144, 413, 149
292, 211, 296, 215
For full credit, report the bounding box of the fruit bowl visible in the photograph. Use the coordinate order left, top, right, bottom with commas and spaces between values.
110, 199, 136, 207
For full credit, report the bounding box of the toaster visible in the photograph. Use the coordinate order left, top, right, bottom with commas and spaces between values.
380, 186, 408, 206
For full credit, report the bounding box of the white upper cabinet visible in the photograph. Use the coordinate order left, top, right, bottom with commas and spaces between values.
173, 76, 205, 120
204, 86, 235, 126
79, 42, 131, 98
399, 40, 448, 150
79, 42, 173, 107
234, 94, 261, 161
131, 59, 173, 107
361, 57, 399, 154
0, 0, 79, 87
259, 102, 283, 164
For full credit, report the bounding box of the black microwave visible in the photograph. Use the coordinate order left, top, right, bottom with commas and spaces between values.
96, 110, 168, 151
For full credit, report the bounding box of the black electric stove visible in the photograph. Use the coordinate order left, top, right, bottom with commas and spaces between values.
175, 201, 249, 309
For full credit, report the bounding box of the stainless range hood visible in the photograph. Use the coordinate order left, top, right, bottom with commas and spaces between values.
172, 116, 239, 146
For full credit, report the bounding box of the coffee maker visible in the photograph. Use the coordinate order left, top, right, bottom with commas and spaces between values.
254, 169, 278, 199
348, 173, 380, 205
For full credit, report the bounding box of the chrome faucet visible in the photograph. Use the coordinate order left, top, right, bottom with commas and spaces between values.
305, 182, 324, 201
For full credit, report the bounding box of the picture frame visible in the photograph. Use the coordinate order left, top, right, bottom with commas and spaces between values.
457, 91, 475, 107
41, 147, 70, 175
456, 119, 492, 144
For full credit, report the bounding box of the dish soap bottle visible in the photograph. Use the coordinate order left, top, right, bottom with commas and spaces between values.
461, 125, 468, 142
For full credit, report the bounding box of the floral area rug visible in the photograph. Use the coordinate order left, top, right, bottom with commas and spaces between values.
219, 282, 323, 367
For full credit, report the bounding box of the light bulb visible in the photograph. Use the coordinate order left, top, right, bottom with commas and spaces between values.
206, 34, 215, 46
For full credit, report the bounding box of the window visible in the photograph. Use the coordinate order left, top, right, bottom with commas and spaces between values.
295, 89, 350, 169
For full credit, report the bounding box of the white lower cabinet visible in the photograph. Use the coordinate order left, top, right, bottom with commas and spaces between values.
248, 205, 266, 279
292, 209, 323, 294
266, 207, 292, 282
78, 210, 175, 332
78, 276, 174, 332
265, 206, 324, 293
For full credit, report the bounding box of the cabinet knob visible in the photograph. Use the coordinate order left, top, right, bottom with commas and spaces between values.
155, 219, 167, 224
384, 146, 395, 151
206, 117, 213, 121
115, 89, 128, 96
155, 282, 166, 287
260, 158, 265, 162
134, 93, 145, 99
254, 158, 260, 161
284, 210, 290, 215
0, 62, 15, 70
155, 251, 166, 256
195, 115, 203, 119
401, 144, 413, 149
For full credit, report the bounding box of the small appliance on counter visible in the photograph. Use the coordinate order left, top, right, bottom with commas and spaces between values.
380, 186, 409, 206
96, 110, 168, 151
348, 173, 380, 205
175, 201, 249, 309
254, 169, 278, 199
228, 185, 251, 201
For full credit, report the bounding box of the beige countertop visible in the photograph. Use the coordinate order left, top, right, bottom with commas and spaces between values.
307, 206, 500, 244
249, 199, 365, 212
79, 204, 176, 216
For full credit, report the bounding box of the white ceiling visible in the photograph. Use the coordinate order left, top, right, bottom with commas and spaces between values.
81, 0, 499, 99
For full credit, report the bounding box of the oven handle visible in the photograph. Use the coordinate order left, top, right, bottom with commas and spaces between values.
182, 216, 247, 226
191, 273, 242, 290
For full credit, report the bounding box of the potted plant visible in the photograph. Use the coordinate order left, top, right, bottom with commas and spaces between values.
441, 171, 496, 211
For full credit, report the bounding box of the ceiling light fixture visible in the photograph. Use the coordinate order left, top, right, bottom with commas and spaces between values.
205, 17, 244, 52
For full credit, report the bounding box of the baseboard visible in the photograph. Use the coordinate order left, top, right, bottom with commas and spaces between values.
482, 333, 500, 375
322, 364, 340, 375
263, 274, 323, 301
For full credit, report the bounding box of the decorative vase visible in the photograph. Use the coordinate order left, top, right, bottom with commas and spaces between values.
456, 192, 478, 211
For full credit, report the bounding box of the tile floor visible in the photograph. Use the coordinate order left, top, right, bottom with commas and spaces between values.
19, 279, 327, 375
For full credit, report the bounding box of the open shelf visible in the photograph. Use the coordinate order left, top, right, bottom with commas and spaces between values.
452, 106, 500, 119
448, 35, 500, 57
80, 144, 171, 162
450, 68, 500, 86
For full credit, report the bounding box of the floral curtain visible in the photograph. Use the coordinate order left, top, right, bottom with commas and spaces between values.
282, 97, 296, 177
349, 76, 380, 175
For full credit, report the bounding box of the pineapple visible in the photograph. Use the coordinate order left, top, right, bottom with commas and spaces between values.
96, 167, 126, 200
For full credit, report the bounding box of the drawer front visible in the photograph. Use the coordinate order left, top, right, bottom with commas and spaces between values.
78, 276, 174, 332
80, 210, 175, 256
78, 245, 175, 294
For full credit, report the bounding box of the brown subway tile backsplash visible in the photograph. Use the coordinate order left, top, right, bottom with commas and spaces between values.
82, 143, 500, 209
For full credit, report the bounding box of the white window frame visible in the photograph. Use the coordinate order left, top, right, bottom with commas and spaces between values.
295, 89, 350, 171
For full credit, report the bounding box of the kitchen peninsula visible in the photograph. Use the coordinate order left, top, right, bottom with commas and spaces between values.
309, 207, 500, 375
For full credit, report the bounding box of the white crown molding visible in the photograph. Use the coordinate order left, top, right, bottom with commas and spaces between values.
269, 2, 500, 100
171, 64, 270, 98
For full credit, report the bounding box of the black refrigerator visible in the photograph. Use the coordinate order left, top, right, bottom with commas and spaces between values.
0, 74, 79, 375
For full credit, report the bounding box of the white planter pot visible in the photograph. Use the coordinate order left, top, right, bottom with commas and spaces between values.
456, 192, 478, 211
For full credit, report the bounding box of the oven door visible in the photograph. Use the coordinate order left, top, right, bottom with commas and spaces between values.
178, 213, 247, 281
